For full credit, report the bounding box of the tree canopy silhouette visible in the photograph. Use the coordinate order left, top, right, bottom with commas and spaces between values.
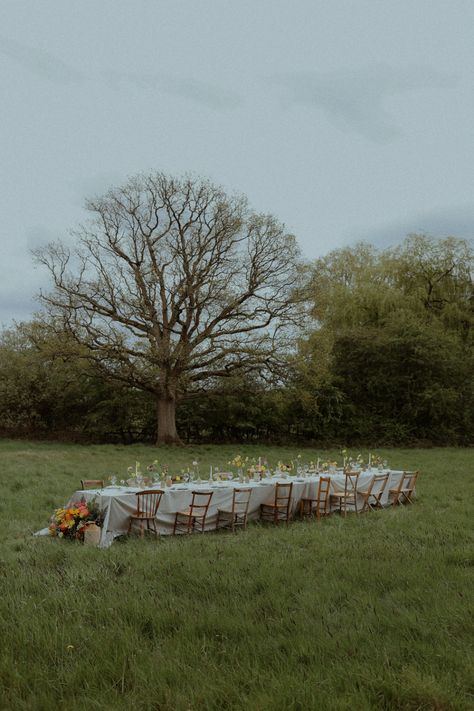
34, 173, 302, 444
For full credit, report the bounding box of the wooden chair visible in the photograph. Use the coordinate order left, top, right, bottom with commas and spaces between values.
173, 491, 213, 535
260, 482, 293, 525
299, 477, 331, 520
359, 473, 390, 512
80, 479, 104, 490
330, 471, 360, 516
216, 488, 252, 532
127, 489, 164, 537
389, 471, 419, 506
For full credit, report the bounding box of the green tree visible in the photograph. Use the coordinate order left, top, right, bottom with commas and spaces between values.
0, 322, 153, 442
297, 235, 473, 444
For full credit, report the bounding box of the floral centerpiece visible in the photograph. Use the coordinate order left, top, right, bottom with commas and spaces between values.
228, 455, 248, 478
49, 498, 104, 541
229, 454, 247, 469
370, 454, 384, 469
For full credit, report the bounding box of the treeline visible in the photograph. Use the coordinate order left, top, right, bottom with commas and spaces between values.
1, 235, 472, 446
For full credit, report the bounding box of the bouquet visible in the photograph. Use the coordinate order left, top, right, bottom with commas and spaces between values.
49, 498, 105, 541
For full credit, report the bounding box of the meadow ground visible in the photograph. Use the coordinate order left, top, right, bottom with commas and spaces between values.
0, 441, 473, 711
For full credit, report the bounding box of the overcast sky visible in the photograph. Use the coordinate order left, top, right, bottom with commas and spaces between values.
1, 0, 473, 326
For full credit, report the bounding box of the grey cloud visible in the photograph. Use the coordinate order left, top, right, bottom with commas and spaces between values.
271, 64, 454, 142
0, 299, 33, 322
102, 69, 241, 110
0, 35, 86, 84
26, 224, 76, 251
156, 75, 241, 110
0, 34, 241, 109
0, 288, 39, 327
67, 171, 127, 208
348, 204, 474, 249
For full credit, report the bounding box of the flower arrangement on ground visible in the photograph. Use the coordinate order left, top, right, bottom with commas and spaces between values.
49, 498, 105, 540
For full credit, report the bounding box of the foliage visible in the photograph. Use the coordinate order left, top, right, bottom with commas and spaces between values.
294, 234, 474, 445
0, 234, 472, 446
0, 322, 155, 442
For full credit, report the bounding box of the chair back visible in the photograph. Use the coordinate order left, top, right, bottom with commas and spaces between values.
135, 490, 163, 517
189, 491, 214, 519
274, 482, 293, 514
231, 488, 252, 516
403, 470, 418, 491
81, 479, 104, 490
393, 470, 418, 495
316, 476, 331, 515
361, 472, 389, 511
344, 471, 359, 495
371, 473, 389, 498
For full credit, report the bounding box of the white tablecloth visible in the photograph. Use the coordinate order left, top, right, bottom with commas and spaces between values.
60, 469, 405, 547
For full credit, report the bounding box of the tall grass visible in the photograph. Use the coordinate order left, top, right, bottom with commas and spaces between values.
0, 441, 473, 710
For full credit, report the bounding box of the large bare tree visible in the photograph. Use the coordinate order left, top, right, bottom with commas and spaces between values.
34, 173, 302, 444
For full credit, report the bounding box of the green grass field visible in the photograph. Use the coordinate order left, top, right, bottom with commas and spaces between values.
0, 441, 473, 711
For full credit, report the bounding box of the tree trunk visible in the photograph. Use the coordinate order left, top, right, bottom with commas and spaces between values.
156, 395, 182, 445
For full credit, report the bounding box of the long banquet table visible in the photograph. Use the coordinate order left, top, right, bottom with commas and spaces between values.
63, 469, 405, 548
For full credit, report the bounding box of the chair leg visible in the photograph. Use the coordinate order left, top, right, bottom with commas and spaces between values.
146, 519, 158, 536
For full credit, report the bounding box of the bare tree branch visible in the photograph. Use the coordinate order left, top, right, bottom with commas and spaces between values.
33, 172, 304, 443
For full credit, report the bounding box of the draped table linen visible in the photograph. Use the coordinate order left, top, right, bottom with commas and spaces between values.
56, 469, 405, 547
